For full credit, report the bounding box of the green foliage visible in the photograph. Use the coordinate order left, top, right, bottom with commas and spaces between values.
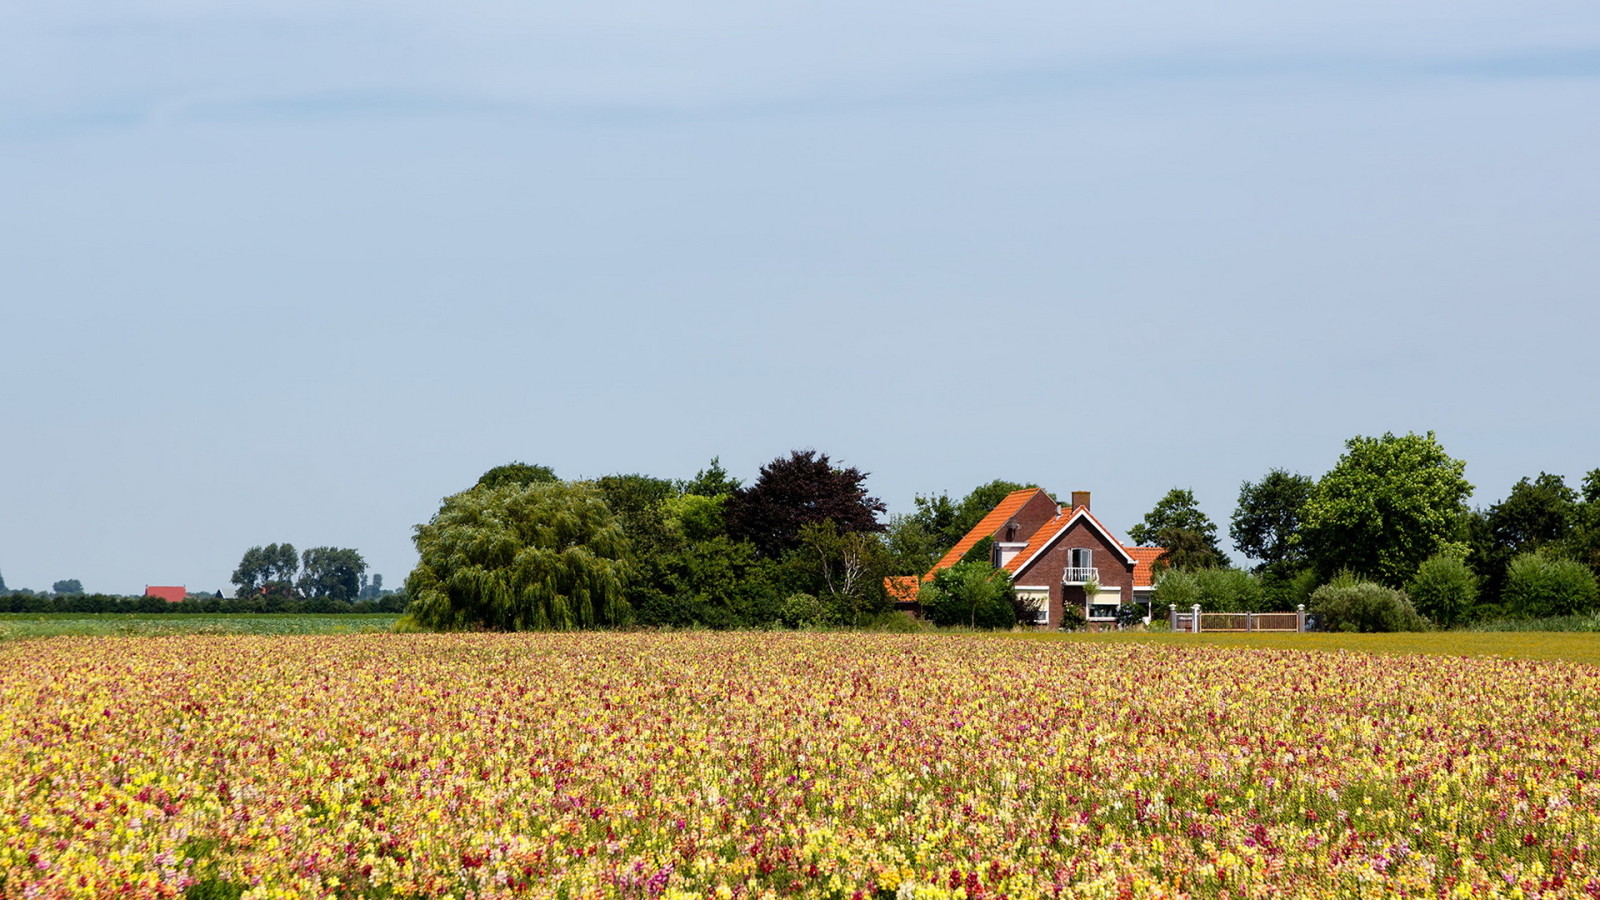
725, 450, 886, 558
1405, 552, 1479, 628
1128, 489, 1228, 570
475, 461, 558, 490
406, 481, 632, 630
51, 579, 83, 595
1309, 576, 1427, 633
1230, 470, 1313, 568
1056, 605, 1087, 632
779, 593, 832, 628
1152, 569, 1199, 613
1191, 568, 1264, 613
907, 480, 1042, 550
961, 536, 996, 566
679, 457, 741, 497
631, 536, 779, 629
661, 493, 728, 543
918, 560, 1017, 629
297, 547, 367, 603
1297, 432, 1472, 586
882, 513, 945, 576
1152, 568, 1262, 613
1502, 552, 1600, 619
230, 543, 300, 598
794, 521, 891, 626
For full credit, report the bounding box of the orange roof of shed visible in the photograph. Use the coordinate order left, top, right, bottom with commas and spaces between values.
1125, 546, 1167, 587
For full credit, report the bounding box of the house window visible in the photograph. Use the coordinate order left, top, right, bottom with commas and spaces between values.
1016, 588, 1050, 625
1070, 547, 1092, 569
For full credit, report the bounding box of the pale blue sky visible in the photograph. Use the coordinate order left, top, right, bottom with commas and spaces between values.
3, 1, 1598, 594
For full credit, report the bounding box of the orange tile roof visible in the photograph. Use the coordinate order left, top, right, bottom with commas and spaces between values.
1125, 546, 1167, 587
1001, 506, 1136, 575
884, 575, 921, 604
925, 488, 1054, 578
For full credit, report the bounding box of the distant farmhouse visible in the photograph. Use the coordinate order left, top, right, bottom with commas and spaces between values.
144, 585, 186, 603
891, 490, 1164, 629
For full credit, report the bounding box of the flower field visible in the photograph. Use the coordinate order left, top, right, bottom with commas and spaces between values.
3, 634, 1598, 899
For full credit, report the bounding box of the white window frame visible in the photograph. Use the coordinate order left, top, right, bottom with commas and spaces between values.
1015, 586, 1051, 625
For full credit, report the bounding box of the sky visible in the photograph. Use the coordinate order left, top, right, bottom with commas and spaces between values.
3, 1, 1598, 595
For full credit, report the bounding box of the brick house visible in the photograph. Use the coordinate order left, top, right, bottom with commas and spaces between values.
892, 490, 1165, 629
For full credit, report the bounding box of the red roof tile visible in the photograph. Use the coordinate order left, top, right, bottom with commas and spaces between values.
144, 585, 186, 603
884, 576, 921, 604
1125, 546, 1167, 587
925, 488, 1054, 579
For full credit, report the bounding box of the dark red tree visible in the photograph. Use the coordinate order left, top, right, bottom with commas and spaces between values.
726, 450, 887, 557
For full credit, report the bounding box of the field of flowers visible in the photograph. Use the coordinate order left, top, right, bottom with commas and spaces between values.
3, 633, 1598, 899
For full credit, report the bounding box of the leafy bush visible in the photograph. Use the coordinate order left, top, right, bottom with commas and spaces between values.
1405, 552, 1479, 627
779, 593, 833, 629
1502, 553, 1600, 619
1309, 576, 1427, 632
961, 536, 996, 566
1192, 568, 1263, 612
1057, 605, 1087, 632
918, 561, 1017, 629
1152, 569, 1199, 614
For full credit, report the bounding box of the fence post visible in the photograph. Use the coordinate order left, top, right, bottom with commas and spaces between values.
1246, 612, 1254, 632
1192, 603, 1202, 633
1169, 604, 1176, 631
1297, 604, 1306, 633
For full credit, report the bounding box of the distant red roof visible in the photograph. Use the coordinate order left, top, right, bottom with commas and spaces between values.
884, 576, 921, 605
144, 585, 186, 603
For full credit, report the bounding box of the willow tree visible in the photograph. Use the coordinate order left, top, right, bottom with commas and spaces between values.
406, 481, 632, 630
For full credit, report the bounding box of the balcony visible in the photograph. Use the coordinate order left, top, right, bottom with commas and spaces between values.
1062, 567, 1099, 585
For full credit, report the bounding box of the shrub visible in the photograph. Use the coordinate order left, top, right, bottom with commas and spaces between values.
1502, 553, 1600, 619
1309, 576, 1427, 632
1152, 569, 1199, 613
1192, 568, 1263, 613
779, 593, 833, 629
918, 561, 1017, 629
1057, 606, 1087, 632
1405, 552, 1479, 627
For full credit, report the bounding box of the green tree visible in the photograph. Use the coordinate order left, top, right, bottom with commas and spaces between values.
796, 520, 892, 625
1502, 552, 1600, 619
297, 547, 368, 603
918, 560, 1017, 629
475, 461, 558, 490
1405, 551, 1478, 628
1191, 568, 1264, 613
725, 450, 886, 558
1129, 489, 1228, 570
51, 579, 84, 595
883, 513, 946, 576
406, 481, 631, 630
0, 569, 7, 594
680, 457, 741, 498
1230, 470, 1313, 569
1570, 469, 1600, 577
631, 536, 779, 628
1297, 432, 1472, 586
231, 543, 299, 598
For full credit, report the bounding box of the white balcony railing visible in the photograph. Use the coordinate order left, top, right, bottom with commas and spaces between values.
1062, 567, 1099, 585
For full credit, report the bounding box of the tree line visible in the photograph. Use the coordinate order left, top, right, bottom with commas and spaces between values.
1136, 432, 1600, 630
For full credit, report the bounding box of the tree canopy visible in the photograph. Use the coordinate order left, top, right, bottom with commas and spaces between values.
1230, 470, 1313, 569
231, 543, 300, 597
476, 461, 559, 490
1297, 432, 1472, 586
1128, 488, 1228, 570
406, 481, 632, 630
725, 450, 886, 557
51, 579, 84, 595
297, 547, 368, 603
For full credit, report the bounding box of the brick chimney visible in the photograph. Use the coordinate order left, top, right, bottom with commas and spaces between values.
1071, 490, 1091, 510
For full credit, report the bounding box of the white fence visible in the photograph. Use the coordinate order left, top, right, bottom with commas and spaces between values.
1169, 604, 1307, 633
